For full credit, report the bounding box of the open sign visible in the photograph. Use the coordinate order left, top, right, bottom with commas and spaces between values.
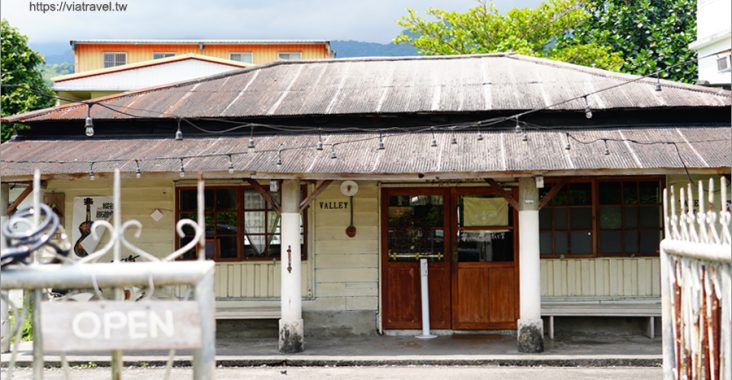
42, 301, 202, 352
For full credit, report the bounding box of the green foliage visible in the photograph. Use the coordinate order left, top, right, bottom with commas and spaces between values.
559, 0, 697, 83
394, 0, 624, 70
41, 62, 75, 85
1, 19, 55, 142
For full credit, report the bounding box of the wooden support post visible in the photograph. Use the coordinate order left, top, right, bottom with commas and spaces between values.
484, 178, 520, 210
299, 180, 332, 212
538, 179, 568, 210
246, 179, 281, 213
6, 185, 32, 215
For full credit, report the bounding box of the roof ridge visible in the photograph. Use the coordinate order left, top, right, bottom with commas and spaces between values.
506, 54, 731, 97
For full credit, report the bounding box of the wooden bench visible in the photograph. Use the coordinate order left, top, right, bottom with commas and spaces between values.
215, 302, 281, 320
541, 296, 661, 339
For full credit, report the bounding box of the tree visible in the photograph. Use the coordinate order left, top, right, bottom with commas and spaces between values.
558, 0, 697, 83
394, 0, 624, 71
1, 20, 54, 142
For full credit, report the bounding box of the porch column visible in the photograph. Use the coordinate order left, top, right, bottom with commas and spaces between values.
279, 179, 304, 353
1, 182, 9, 353
517, 177, 544, 353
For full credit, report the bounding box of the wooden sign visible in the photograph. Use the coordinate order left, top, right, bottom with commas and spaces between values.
41, 301, 202, 352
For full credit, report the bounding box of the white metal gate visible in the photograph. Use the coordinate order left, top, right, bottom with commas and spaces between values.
661, 177, 731, 380
1, 169, 215, 379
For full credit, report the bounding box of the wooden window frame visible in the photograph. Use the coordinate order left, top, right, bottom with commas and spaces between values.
102, 52, 127, 68
277, 51, 302, 61
152, 52, 176, 59
229, 52, 254, 64
539, 176, 664, 259
175, 184, 308, 262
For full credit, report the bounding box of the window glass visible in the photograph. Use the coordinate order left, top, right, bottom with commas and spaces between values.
153, 52, 175, 59
553, 208, 567, 229
599, 182, 621, 204
623, 231, 639, 252
599, 230, 623, 253
387, 194, 444, 262
458, 195, 508, 227
570, 231, 592, 254
278, 52, 302, 60
457, 230, 513, 262
555, 232, 568, 254
639, 206, 660, 228
639, 181, 659, 204
230, 52, 253, 63
540, 232, 552, 256
103, 52, 126, 68
623, 182, 638, 205
639, 232, 660, 253
570, 208, 592, 229
599, 206, 622, 229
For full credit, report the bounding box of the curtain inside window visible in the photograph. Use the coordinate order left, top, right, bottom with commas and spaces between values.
243, 190, 280, 255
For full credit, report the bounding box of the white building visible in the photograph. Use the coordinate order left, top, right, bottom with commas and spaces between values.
689, 0, 732, 87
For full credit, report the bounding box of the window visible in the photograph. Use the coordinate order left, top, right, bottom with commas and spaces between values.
153, 52, 175, 59
540, 182, 593, 257
103, 52, 127, 68
277, 52, 302, 61
539, 177, 663, 258
597, 180, 662, 256
229, 52, 253, 64
176, 186, 307, 261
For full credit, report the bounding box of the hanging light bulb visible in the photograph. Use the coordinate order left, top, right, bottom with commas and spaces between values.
227, 154, 234, 174
317, 129, 324, 151
179, 158, 185, 178
134, 159, 142, 178
603, 139, 610, 155
175, 119, 183, 140
378, 132, 385, 150
431, 127, 438, 147
88, 162, 96, 181
522, 130, 529, 142
584, 96, 593, 119
248, 127, 256, 149
84, 103, 95, 137
330, 144, 337, 159
277, 144, 283, 166
514, 117, 521, 134
564, 132, 571, 151
450, 127, 457, 144
477, 124, 484, 141
655, 74, 662, 92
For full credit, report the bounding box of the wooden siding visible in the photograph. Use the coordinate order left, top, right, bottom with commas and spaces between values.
75, 44, 330, 72
540, 257, 661, 297
214, 261, 311, 299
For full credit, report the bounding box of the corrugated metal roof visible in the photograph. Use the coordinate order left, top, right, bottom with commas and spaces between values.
1, 127, 728, 178
71, 39, 332, 45
8, 54, 730, 124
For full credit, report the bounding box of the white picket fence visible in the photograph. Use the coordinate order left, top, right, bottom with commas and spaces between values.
661, 177, 732, 380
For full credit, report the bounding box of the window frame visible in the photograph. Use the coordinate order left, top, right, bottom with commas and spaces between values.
539, 176, 664, 259
174, 184, 308, 262
102, 52, 127, 68
229, 52, 254, 64
277, 51, 302, 61
152, 52, 176, 60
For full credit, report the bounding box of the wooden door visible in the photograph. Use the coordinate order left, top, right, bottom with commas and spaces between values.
451, 188, 519, 330
381, 188, 451, 329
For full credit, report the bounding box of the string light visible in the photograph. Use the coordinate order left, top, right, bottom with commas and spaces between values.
175, 118, 183, 140
277, 144, 283, 166
378, 131, 385, 150
514, 118, 521, 133
179, 158, 185, 178
584, 96, 593, 119
227, 154, 234, 174
477, 124, 484, 141
603, 139, 610, 155
450, 127, 458, 144
88, 162, 95, 181
84, 103, 94, 137
431, 127, 438, 147
316, 128, 324, 151
134, 159, 141, 178
248, 127, 256, 149
564, 132, 571, 151
330, 144, 337, 159
655, 74, 662, 92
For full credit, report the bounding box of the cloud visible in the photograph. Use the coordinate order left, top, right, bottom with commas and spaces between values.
3, 0, 542, 44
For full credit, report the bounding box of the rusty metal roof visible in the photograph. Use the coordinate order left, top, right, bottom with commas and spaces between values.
1, 126, 728, 179
7, 54, 730, 124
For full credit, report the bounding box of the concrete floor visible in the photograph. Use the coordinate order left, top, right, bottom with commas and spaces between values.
2, 333, 662, 367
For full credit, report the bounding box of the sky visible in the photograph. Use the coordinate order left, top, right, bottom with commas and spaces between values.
3, 0, 542, 47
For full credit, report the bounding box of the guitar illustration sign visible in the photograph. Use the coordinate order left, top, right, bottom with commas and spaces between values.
71, 196, 114, 256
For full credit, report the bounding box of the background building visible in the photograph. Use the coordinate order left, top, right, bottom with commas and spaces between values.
690, 0, 731, 88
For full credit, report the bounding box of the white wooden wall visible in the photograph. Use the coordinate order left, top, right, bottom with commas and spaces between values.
214, 261, 311, 299
540, 257, 661, 297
